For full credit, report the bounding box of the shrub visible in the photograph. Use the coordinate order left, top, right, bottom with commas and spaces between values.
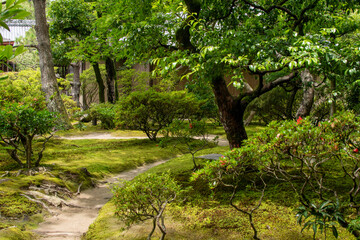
89, 103, 116, 129
193, 112, 360, 239
0, 102, 58, 169
112, 173, 182, 240
115, 90, 203, 141
0, 69, 46, 110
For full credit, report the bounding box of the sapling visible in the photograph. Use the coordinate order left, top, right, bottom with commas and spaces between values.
112, 173, 182, 240
0, 102, 58, 169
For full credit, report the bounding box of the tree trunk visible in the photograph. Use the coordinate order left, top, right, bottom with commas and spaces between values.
285, 86, 299, 119
295, 69, 315, 119
244, 110, 256, 126
92, 63, 105, 103
105, 57, 116, 103
72, 62, 81, 107
212, 75, 248, 149
33, 0, 71, 128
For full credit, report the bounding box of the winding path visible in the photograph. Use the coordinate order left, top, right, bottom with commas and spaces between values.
33, 160, 167, 240
33, 132, 227, 239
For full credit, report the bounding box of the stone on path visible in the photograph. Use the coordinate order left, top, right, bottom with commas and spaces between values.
197, 154, 223, 160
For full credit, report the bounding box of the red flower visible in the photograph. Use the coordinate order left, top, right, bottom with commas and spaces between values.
354, 148, 359, 153
297, 116, 303, 125
189, 123, 193, 129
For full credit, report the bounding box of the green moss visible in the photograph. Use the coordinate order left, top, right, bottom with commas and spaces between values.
0, 193, 41, 218
0, 227, 35, 240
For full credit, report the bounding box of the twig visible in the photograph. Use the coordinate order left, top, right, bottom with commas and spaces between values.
76, 182, 83, 195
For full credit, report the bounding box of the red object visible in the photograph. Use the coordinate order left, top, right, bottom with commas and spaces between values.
354, 148, 359, 153
189, 123, 193, 129
297, 116, 303, 125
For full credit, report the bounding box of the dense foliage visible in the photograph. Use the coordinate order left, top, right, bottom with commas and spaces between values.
194, 111, 360, 239
115, 90, 204, 141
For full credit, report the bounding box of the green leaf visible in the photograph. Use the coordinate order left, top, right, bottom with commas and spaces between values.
6, 0, 16, 9
332, 226, 338, 238
0, 21, 10, 31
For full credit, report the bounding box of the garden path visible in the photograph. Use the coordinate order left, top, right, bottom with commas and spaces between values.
33, 160, 167, 240
59, 132, 229, 146
33, 132, 228, 239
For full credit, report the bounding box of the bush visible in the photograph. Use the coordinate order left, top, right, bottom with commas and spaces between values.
194, 112, 360, 239
115, 90, 204, 141
89, 103, 116, 129
0, 102, 58, 169
112, 173, 182, 240
0, 69, 46, 110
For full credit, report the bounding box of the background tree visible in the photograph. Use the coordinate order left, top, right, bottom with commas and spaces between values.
102, 0, 360, 149
49, 0, 95, 108
32, 0, 71, 128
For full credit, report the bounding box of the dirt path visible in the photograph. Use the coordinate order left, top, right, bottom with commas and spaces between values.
33, 160, 167, 240
59, 132, 229, 146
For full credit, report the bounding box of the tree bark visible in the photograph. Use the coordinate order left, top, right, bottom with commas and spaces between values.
72, 62, 81, 107
33, 0, 71, 128
212, 75, 248, 149
92, 63, 105, 103
295, 69, 315, 119
105, 57, 117, 103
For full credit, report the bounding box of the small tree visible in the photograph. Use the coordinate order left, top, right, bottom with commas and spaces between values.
112, 173, 182, 240
115, 90, 203, 141
162, 119, 218, 170
0, 102, 58, 169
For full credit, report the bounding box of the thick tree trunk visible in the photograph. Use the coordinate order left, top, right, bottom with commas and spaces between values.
72, 62, 81, 107
33, 0, 71, 128
212, 75, 248, 149
105, 57, 117, 103
295, 69, 315, 119
92, 63, 105, 103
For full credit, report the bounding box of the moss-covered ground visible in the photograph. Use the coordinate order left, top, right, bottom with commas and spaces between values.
84, 149, 355, 240
2, 124, 353, 239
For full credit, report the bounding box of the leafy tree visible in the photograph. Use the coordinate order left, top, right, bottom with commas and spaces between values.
103, 0, 360, 148
115, 90, 203, 141
80, 64, 106, 109
112, 173, 182, 240
0, 102, 57, 169
49, 0, 95, 107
